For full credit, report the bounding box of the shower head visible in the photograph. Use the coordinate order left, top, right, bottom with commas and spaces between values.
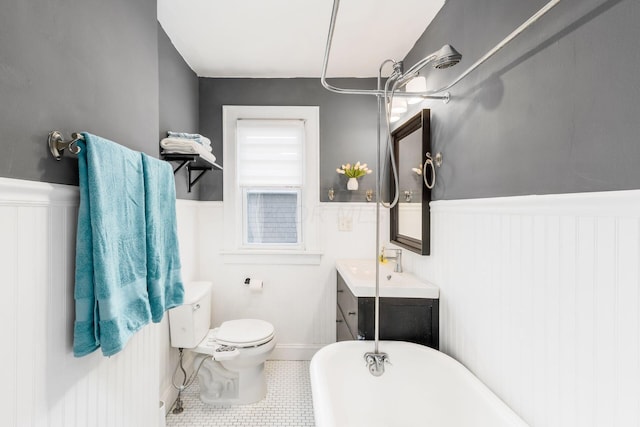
432, 44, 462, 69
396, 44, 462, 87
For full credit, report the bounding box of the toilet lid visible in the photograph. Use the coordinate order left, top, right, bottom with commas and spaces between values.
216, 319, 275, 347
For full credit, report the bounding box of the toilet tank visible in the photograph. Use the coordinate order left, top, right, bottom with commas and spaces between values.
168, 281, 212, 348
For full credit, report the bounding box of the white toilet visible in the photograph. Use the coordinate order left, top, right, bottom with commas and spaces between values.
168, 281, 276, 406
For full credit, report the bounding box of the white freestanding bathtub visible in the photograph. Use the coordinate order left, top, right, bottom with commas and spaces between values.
310, 341, 528, 427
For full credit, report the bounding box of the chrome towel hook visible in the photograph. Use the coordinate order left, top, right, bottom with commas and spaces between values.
422, 152, 443, 189
48, 131, 84, 160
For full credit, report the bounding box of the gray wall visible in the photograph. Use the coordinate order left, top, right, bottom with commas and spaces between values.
158, 24, 200, 200
0, 0, 160, 186
7, 0, 633, 202
403, 0, 640, 200
198, 78, 378, 201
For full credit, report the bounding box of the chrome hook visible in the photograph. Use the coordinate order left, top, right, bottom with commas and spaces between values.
48, 131, 84, 160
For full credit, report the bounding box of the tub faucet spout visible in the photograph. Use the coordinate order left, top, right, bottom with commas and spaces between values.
364, 352, 389, 377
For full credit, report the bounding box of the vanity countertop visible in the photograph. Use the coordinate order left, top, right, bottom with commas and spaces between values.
336, 259, 439, 299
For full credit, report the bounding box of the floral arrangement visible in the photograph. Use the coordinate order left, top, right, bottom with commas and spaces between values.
336, 162, 372, 178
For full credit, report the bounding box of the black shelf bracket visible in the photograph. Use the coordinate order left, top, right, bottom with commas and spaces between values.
172, 160, 190, 174
187, 165, 212, 193
161, 152, 222, 193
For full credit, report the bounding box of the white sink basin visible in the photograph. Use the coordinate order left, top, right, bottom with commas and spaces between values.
336, 259, 439, 299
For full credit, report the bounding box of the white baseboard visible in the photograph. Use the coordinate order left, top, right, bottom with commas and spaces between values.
160, 387, 178, 415
269, 344, 324, 361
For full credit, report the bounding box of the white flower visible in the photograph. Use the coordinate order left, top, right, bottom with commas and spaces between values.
337, 161, 373, 178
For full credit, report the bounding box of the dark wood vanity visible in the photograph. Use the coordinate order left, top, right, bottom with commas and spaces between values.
336, 271, 439, 349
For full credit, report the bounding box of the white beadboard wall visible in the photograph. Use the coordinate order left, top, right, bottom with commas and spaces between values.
404, 190, 640, 427
0, 177, 165, 427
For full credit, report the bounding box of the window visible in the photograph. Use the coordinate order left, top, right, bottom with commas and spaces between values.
222, 106, 321, 264
237, 119, 304, 247
244, 189, 300, 245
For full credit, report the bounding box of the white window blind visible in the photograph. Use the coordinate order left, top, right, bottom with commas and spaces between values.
236, 119, 304, 187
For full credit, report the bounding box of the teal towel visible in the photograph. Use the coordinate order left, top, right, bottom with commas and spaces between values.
141, 153, 184, 322
73, 133, 152, 357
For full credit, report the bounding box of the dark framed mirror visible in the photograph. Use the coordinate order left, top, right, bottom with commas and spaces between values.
390, 109, 431, 255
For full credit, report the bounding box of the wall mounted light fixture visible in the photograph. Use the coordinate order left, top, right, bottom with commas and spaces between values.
406, 76, 427, 105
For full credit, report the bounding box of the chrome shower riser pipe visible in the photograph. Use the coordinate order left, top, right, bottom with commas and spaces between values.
373, 61, 389, 355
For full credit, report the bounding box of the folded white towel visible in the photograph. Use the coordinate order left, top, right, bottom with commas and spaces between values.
161, 137, 212, 153
199, 135, 212, 148
167, 132, 212, 148
160, 138, 217, 165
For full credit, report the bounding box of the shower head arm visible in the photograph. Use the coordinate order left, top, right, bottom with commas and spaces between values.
394, 53, 439, 88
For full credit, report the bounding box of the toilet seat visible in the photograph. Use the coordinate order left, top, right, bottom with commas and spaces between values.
217, 319, 275, 347
194, 319, 275, 355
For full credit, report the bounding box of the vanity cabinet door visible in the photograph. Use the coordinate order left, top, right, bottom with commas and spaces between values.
378, 298, 438, 350
337, 274, 354, 312
358, 297, 439, 349
337, 274, 358, 336
336, 308, 353, 341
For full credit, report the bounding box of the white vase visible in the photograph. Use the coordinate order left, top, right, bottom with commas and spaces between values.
347, 177, 359, 191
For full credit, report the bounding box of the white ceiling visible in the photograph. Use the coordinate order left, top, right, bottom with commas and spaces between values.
157, 0, 445, 78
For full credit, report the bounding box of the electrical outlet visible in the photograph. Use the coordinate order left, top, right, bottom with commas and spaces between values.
338, 216, 353, 231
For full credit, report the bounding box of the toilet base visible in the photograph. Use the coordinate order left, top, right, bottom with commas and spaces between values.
196, 356, 267, 406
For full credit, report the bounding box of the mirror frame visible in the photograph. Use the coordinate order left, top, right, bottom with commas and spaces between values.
390, 109, 431, 255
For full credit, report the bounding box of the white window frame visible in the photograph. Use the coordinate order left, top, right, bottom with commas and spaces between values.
222, 106, 321, 264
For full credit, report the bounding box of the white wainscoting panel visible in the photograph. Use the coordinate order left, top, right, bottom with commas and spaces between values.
0, 178, 160, 427
407, 191, 640, 427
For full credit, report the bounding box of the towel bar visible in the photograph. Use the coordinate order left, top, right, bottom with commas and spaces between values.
48, 132, 221, 194
48, 131, 84, 160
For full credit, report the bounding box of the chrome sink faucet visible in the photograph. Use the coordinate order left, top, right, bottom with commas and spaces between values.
385, 248, 403, 273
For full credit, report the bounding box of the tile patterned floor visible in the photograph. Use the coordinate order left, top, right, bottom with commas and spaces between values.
166, 360, 315, 427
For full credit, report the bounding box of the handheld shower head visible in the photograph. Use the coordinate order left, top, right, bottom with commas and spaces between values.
396, 44, 462, 87
432, 44, 462, 69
